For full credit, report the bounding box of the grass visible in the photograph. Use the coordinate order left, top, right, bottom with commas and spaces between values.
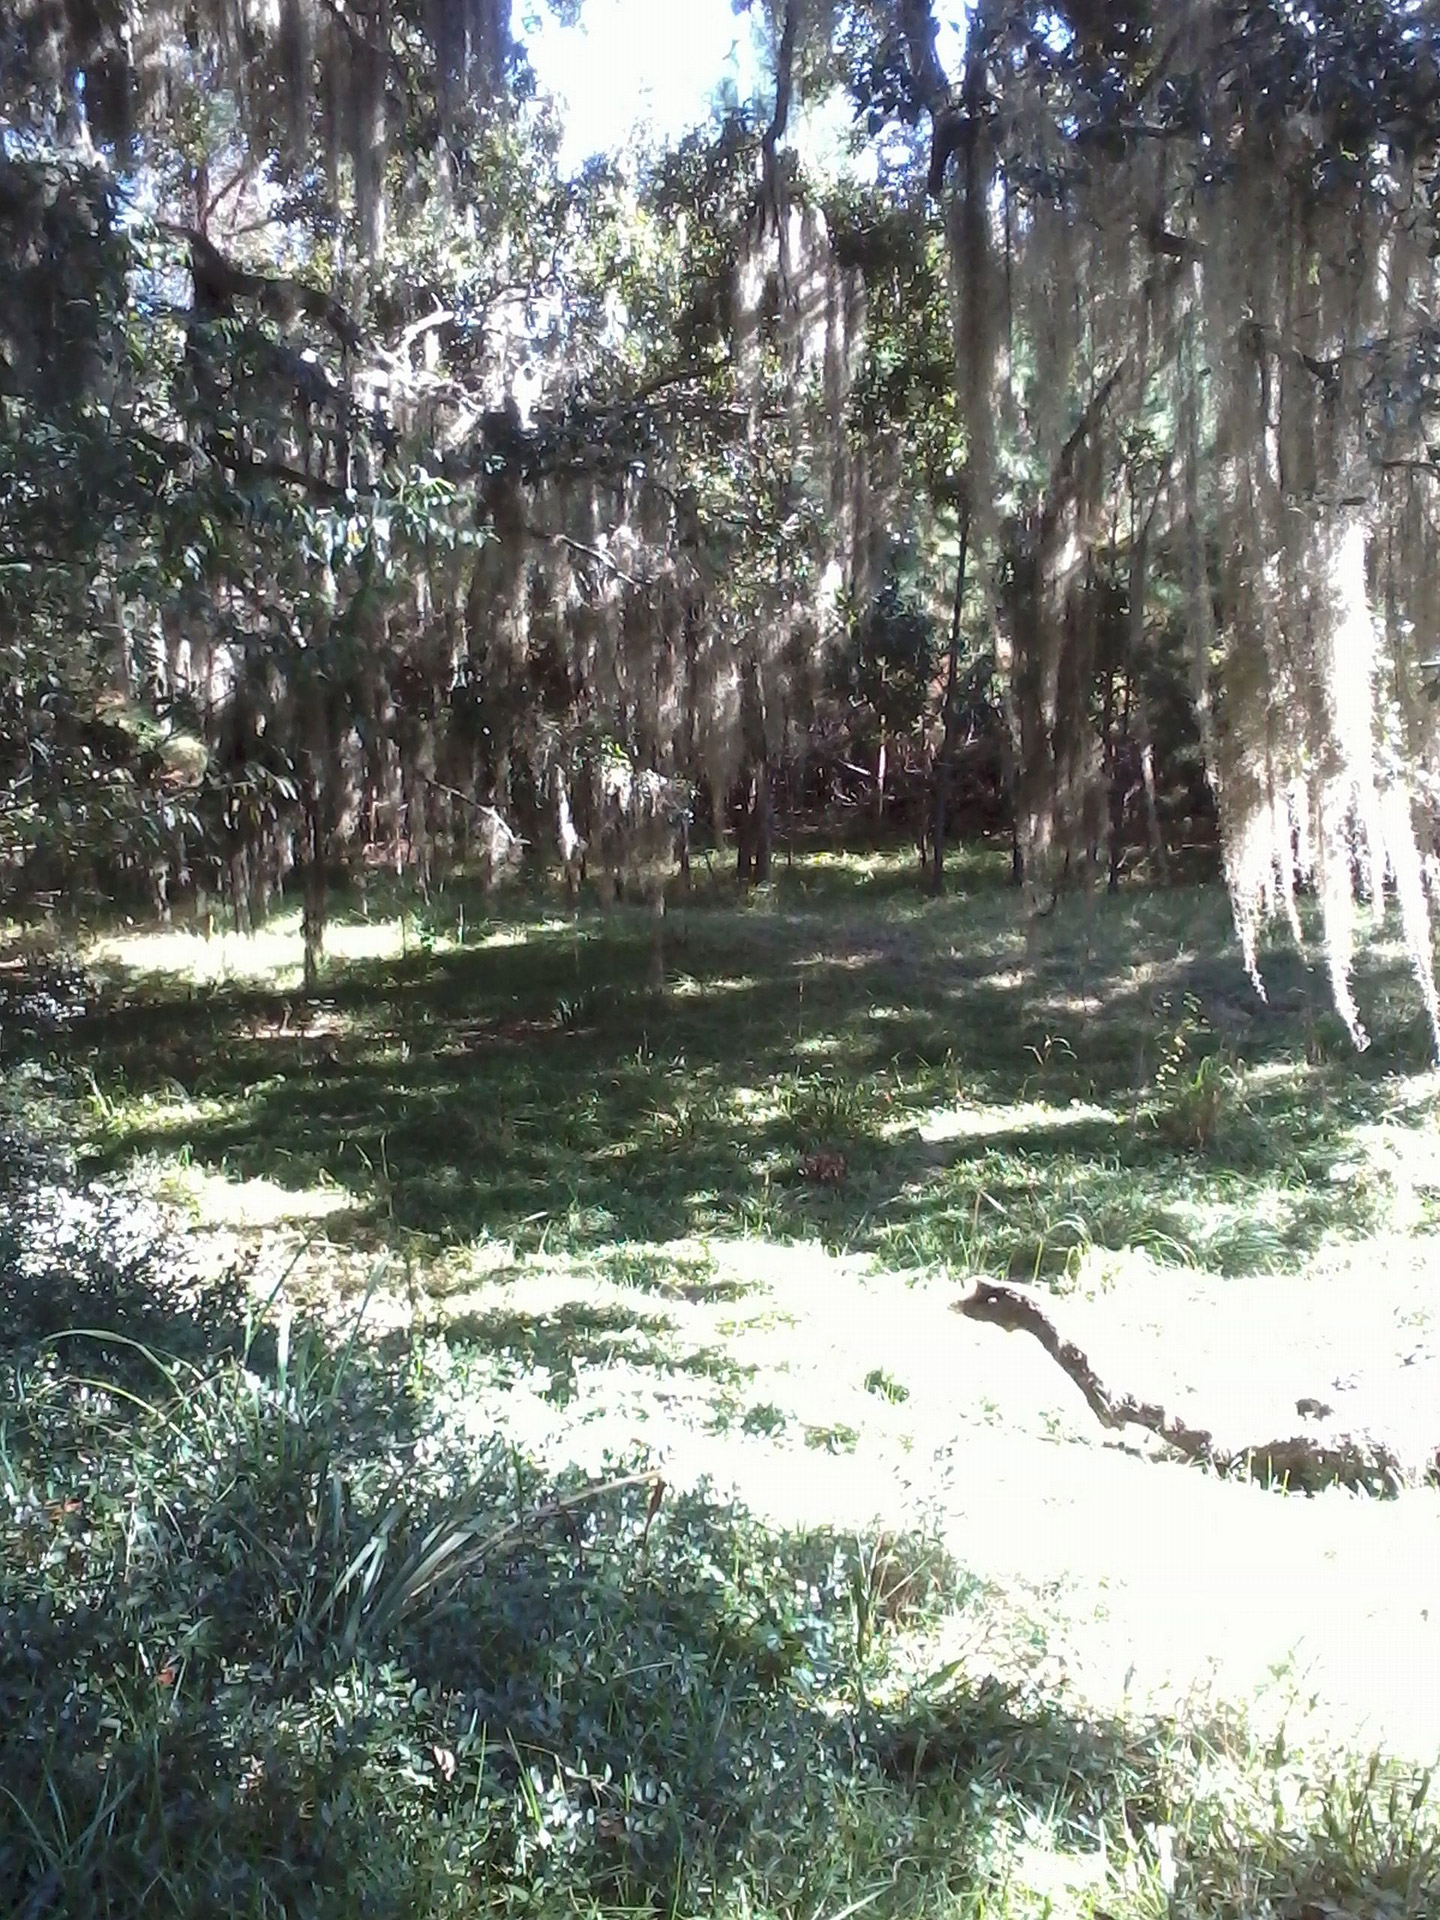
3, 847, 1440, 1914
59, 850, 1440, 1284
4, 1230, 1440, 1920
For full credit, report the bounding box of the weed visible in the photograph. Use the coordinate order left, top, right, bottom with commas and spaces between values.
554, 984, 601, 1031
742, 1400, 789, 1435
778, 1073, 871, 1149
864, 1366, 910, 1404
1144, 992, 1252, 1153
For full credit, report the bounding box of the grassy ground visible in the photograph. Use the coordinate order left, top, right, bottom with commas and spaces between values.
5, 847, 1440, 1916
73, 848, 1440, 1279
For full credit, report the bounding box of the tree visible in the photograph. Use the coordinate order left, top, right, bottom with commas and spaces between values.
0, 0, 895, 934
839, 0, 1440, 1048
0, 155, 210, 915
831, 573, 938, 823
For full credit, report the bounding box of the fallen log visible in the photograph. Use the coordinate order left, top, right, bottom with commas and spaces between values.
952, 1278, 1436, 1495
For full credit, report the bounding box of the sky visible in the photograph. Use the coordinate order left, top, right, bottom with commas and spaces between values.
525, 0, 761, 169
524, 0, 969, 172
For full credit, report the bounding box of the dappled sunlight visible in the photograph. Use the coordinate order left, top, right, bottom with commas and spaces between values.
83, 908, 575, 992
970, 967, 1032, 993
668, 970, 758, 998
792, 1032, 848, 1057
30, 855, 1440, 1777
70, 859, 1436, 1294
13, 0, 1440, 1902
87, 912, 411, 987
1033, 991, 1107, 1021
795, 945, 890, 974
350, 1220, 1440, 1762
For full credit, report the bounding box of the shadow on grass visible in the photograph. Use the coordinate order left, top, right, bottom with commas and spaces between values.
415, 1299, 759, 1401
7, 1324, 1435, 1920
0, 1226, 1103, 1920
50, 869, 1439, 1278
427, 1298, 751, 1396
0, 1131, 263, 1385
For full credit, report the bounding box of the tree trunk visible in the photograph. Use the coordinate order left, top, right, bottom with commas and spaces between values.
1123, 487, 1169, 884
736, 655, 773, 885
301, 774, 326, 994
229, 849, 251, 935
998, 726, 1024, 886
930, 505, 970, 896
1134, 700, 1169, 884
740, 764, 773, 884
1106, 669, 1130, 894
755, 796, 772, 883
1004, 539, 1062, 909
735, 778, 754, 885
646, 880, 666, 991
552, 763, 586, 903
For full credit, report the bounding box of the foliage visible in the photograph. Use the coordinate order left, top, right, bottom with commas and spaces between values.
9, 1, 1440, 1907
4, 0, 1440, 1044
1142, 994, 1252, 1155
0, 161, 189, 907
832, 575, 939, 747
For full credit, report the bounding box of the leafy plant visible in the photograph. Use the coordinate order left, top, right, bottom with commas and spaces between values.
1146, 993, 1249, 1152
864, 1366, 909, 1403
778, 1074, 870, 1150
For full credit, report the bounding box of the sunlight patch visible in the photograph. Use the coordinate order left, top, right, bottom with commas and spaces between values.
707, 1237, 875, 1290
1121, 955, 1194, 993
166, 1167, 356, 1230
669, 972, 757, 998
904, 1100, 1117, 1145
1011, 1838, 1111, 1904
797, 948, 878, 972
428, 1236, 522, 1291
793, 1034, 845, 1057
1034, 991, 1105, 1019
88, 914, 427, 986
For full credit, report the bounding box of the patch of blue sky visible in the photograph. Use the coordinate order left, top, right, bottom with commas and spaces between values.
526, 0, 970, 173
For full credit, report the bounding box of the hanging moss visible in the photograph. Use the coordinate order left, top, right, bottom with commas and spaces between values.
923, 0, 1440, 1047
8, 0, 513, 242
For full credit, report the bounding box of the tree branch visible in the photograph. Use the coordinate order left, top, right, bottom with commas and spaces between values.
521, 523, 640, 585
763, 0, 800, 163
897, 0, 956, 115
206, 439, 345, 502
166, 225, 363, 352
1036, 356, 1132, 546
953, 1279, 1431, 1493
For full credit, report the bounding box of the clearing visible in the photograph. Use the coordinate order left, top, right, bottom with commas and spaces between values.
7, 849, 1440, 1916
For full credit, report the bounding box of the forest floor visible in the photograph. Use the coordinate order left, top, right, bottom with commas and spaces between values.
5, 845, 1440, 1917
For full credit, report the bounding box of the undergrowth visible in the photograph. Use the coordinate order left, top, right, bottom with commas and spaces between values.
1, 1104, 1439, 1917
6, 1284, 1440, 1919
